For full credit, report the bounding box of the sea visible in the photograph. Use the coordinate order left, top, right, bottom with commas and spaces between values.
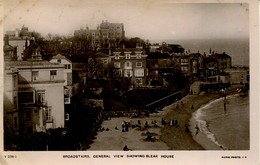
190, 93, 249, 150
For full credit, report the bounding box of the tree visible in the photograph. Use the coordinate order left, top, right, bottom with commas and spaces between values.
165, 70, 190, 91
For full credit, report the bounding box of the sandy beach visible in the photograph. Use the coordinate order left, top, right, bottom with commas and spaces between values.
87, 92, 223, 151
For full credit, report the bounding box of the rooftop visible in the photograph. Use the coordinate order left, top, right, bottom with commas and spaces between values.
5, 60, 64, 69
89, 52, 109, 58
112, 48, 144, 55
51, 54, 72, 62
213, 53, 231, 59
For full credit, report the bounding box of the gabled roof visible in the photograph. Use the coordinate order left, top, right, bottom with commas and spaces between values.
88, 52, 109, 58
51, 54, 72, 63
213, 53, 231, 59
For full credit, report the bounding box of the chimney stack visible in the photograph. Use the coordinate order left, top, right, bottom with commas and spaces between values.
31, 47, 42, 61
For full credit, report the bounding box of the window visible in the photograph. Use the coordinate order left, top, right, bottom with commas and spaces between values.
126, 70, 132, 77
115, 55, 120, 59
136, 62, 142, 67
135, 69, 144, 77
114, 62, 121, 68
45, 106, 52, 122
241, 73, 244, 79
32, 71, 39, 81
57, 59, 61, 63
103, 59, 108, 64
125, 61, 132, 68
25, 111, 31, 121
65, 113, 70, 121
65, 64, 71, 69
181, 66, 188, 73
114, 69, 122, 77
37, 91, 45, 104
136, 78, 142, 85
126, 54, 130, 59
65, 98, 70, 104
50, 70, 57, 80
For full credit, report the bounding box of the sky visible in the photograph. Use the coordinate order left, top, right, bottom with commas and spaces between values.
2, 0, 249, 42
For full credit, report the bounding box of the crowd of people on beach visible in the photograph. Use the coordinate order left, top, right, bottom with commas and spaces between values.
98, 115, 192, 141
96, 97, 210, 151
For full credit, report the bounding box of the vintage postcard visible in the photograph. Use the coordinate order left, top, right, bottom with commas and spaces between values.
0, 0, 259, 164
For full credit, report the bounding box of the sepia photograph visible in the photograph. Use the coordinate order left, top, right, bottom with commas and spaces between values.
0, 0, 259, 164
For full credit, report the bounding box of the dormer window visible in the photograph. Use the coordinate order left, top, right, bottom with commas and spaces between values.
57, 59, 61, 63
114, 52, 121, 60
126, 54, 130, 59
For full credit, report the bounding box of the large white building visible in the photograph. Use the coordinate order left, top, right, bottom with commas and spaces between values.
5, 51, 66, 133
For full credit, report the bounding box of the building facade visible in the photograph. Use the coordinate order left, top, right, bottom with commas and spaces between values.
203, 57, 219, 78
225, 66, 249, 84
74, 21, 125, 50
5, 53, 65, 134
173, 53, 191, 77
146, 53, 175, 87
213, 52, 232, 73
111, 48, 148, 87
4, 68, 19, 150
87, 52, 111, 79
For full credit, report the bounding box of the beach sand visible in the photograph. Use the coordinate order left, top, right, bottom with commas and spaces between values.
88, 93, 222, 151
160, 94, 221, 150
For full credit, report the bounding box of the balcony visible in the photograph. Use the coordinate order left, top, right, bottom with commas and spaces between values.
37, 100, 47, 106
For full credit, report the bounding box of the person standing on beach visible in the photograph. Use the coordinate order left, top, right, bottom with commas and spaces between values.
195, 124, 200, 135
